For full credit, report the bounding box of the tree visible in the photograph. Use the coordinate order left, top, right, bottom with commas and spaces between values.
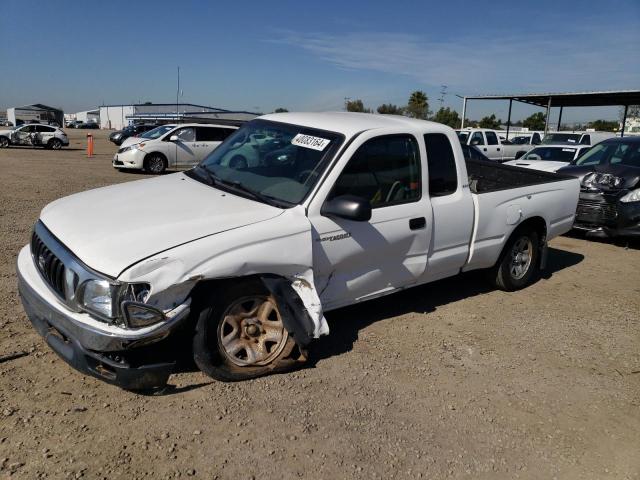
346, 99, 371, 113
431, 107, 461, 129
522, 112, 546, 130
478, 114, 502, 129
405, 91, 429, 119
274, 107, 289, 113
588, 119, 618, 132
377, 104, 404, 115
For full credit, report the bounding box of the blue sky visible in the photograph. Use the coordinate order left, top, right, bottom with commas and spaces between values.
1, 0, 638, 122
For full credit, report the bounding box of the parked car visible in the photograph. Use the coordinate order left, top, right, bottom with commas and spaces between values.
456, 128, 527, 161
78, 122, 99, 129
118, 124, 176, 148
112, 123, 238, 173
506, 133, 543, 146
0, 124, 69, 149
17, 112, 580, 390
541, 131, 615, 146
109, 124, 159, 146
557, 136, 640, 237
504, 145, 592, 172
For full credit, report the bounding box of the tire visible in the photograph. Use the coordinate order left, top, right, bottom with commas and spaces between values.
48, 138, 62, 150
144, 153, 167, 174
193, 280, 305, 382
492, 229, 540, 291
0, 136, 9, 148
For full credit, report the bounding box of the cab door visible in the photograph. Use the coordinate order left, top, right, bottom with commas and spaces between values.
307, 131, 433, 309
484, 131, 502, 160
171, 127, 198, 168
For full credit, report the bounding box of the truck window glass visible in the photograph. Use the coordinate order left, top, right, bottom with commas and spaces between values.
485, 131, 499, 145
328, 135, 421, 208
470, 132, 484, 145
424, 133, 458, 197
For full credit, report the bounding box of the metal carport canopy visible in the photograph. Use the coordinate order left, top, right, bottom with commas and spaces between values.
460, 89, 640, 136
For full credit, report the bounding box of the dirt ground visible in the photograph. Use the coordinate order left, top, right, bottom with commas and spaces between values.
0, 129, 638, 480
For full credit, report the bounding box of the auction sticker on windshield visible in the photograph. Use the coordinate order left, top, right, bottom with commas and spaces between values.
291, 133, 331, 151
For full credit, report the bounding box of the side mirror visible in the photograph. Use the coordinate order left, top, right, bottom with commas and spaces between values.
321, 195, 371, 222
515, 151, 526, 159
470, 138, 481, 146
169, 135, 179, 142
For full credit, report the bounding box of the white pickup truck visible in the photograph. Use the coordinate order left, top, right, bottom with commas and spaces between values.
456, 128, 531, 161
17, 113, 580, 390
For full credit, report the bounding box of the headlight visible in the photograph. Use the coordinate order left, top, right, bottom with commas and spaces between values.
582, 172, 624, 190
80, 279, 119, 319
620, 188, 640, 203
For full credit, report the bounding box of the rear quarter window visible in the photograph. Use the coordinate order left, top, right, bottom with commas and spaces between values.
424, 133, 458, 196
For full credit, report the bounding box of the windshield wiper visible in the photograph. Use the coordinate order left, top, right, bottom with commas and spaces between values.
194, 165, 288, 207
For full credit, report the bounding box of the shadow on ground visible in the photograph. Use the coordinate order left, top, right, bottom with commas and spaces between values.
310, 247, 584, 363
564, 229, 640, 250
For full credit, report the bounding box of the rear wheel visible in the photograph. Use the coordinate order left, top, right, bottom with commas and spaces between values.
492, 229, 539, 291
144, 153, 167, 174
193, 281, 305, 382
48, 138, 62, 150
0, 137, 9, 148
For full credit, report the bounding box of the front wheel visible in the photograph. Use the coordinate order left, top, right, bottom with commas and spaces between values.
144, 153, 167, 174
0, 137, 9, 148
193, 281, 305, 382
492, 229, 539, 291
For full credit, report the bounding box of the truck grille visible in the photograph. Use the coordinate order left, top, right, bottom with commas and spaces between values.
31, 231, 67, 298
576, 198, 618, 222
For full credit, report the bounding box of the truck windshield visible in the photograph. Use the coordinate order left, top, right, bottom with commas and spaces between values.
523, 147, 576, 162
541, 133, 581, 145
456, 131, 469, 143
192, 119, 344, 205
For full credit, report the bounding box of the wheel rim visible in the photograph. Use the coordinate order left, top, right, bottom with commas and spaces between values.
51, 140, 61, 149
217, 295, 289, 367
509, 236, 533, 280
148, 156, 164, 173
0, 138, 8, 147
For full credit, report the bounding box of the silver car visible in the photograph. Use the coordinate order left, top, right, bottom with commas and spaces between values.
0, 124, 69, 149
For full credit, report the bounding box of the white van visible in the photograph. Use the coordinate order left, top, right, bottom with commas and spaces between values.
112, 123, 238, 173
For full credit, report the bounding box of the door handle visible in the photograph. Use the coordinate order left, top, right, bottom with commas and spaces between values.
497, 148, 501, 151
483, 147, 487, 151
409, 217, 426, 230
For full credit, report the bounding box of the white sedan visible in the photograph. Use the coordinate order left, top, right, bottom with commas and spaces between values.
504, 144, 592, 172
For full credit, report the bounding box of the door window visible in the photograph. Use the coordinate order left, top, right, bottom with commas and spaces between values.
485, 131, 499, 145
470, 131, 484, 145
328, 135, 421, 208
175, 127, 195, 142
35, 125, 54, 133
424, 134, 458, 196
196, 127, 235, 142
532, 133, 541, 144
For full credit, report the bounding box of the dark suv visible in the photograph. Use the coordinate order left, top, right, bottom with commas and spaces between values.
109, 124, 159, 146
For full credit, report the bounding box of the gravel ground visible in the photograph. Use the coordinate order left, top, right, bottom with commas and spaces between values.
0, 129, 639, 479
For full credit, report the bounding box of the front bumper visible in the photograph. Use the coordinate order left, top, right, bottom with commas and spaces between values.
574, 192, 640, 237
113, 149, 145, 169
17, 246, 191, 390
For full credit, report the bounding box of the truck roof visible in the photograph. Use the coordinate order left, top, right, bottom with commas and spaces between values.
259, 112, 450, 137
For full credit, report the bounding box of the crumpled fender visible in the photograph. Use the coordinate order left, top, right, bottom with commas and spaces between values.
261, 269, 329, 347
117, 206, 330, 342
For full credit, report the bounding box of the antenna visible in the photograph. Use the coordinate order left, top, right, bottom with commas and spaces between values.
438, 85, 448, 109
176, 66, 180, 124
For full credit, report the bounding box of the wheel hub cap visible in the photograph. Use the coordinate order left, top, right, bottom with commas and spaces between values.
510, 236, 533, 280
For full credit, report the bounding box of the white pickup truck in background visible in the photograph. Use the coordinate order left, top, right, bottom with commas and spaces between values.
17, 112, 580, 390
456, 128, 531, 161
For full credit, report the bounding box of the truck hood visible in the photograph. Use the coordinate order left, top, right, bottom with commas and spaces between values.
505, 160, 568, 173
39, 173, 284, 277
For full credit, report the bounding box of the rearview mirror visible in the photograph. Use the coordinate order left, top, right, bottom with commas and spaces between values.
321, 195, 371, 222
169, 135, 179, 142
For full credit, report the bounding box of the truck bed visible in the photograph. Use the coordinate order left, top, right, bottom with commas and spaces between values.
466, 159, 571, 194
463, 158, 580, 272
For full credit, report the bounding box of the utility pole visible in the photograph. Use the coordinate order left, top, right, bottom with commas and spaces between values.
438, 85, 447, 110
176, 66, 180, 124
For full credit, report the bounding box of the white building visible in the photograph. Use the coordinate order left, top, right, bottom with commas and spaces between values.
7, 104, 64, 126
99, 103, 258, 130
